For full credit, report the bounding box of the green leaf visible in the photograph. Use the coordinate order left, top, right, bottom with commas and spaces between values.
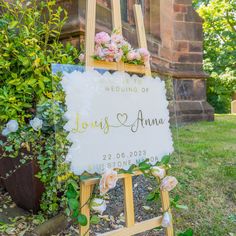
178, 228, 193, 236
146, 192, 155, 201
78, 214, 88, 226
66, 184, 77, 199
90, 215, 100, 225
72, 209, 79, 218
68, 198, 79, 210
65, 208, 70, 216
173, 195, 180, 203
9, 21, 18, 29
5, 145, 14, 152
175, 204, 188, 210
139, 162, 151, 171
161, 155, 171, 165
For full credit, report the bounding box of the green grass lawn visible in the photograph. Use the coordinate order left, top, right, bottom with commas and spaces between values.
171, 115, 236, 236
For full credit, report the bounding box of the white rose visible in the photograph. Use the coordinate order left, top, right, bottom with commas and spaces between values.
161, 212, 172, 228
160, 176, 178, 192
6, 120, 19, 132
90, 198, 106, 215
1, 128, 10, 136
30, 117, 43, 131
151, 166, 166, 179
99, 169, 118, 195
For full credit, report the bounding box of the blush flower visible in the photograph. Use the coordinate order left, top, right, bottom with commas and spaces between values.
95, 45, 105, 59
138, 48, 150, 62
151, 166, 166, 179
127, 50, 136, 61
90, 198, 107, 215
161, 212, 172, 228
79, 53, 85, 63
99, 169, 118, 195
114, 49, 123, 62
111, 33, 124, 45
160, 176, 178, 192
95, 32, 111, 45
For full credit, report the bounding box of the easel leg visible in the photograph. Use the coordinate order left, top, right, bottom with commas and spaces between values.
123, 175, 135, 227
161, 190, 174, 236
80, 182, 93, 236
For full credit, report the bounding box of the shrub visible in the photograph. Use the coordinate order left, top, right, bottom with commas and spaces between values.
0, 0, 79, 216
0, 0, 78, 124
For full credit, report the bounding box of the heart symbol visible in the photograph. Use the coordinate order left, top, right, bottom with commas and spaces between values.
117, 113, 128, 125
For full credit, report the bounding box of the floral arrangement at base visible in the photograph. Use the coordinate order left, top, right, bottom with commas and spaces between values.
64, 156, 182, 230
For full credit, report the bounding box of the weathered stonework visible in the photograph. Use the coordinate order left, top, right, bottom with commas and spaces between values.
57, 0, 214, 123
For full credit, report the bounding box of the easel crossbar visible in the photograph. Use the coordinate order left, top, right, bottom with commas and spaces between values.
100, 216, 162, 236
93, 61, 147, 75
81, 171, 142, 186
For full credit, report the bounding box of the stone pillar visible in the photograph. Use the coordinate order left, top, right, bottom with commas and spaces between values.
156, 0, 214, 122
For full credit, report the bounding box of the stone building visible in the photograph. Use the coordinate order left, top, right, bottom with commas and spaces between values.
57, 0, 214, 123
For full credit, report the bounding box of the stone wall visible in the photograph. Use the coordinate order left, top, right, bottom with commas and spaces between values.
57, 0, 214, 123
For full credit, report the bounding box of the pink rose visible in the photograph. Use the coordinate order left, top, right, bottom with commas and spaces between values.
160, 176, 178, 192
103, 43, 119, 62
114, 49, 123, 62
138, 48, 150, 62
79, 53, 85, 63
127, 50, 136, 61
108, 42, 118, 52
133, 51, 141, 60
103, 48, 115, 62
127, 50, 141, 61
111, 33, 124, 45
95, 45, 105, 59
99, 169, 118, 195
95, 32, 111, 45
161, 212, 172, 228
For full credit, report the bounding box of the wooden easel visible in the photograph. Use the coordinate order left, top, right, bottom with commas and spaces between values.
80, 1, 174, 235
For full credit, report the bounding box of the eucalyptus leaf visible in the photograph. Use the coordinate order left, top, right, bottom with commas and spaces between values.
78, 214, 88, 226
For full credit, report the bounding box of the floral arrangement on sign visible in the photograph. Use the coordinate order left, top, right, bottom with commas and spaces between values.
78, 31, 150, 65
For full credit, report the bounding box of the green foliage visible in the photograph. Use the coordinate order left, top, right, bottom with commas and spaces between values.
171, 115, 236, 235
90, 215, 100, 225
196, 0, 236, 113
0, 0, 81, 218
0, 0, 78, 123
207, 70, 236, 113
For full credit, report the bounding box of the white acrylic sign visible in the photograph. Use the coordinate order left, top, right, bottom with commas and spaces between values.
62, 69, 173, 175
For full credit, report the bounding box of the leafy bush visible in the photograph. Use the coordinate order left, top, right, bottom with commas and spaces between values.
196, 0, 236, 113
0, 0, 78, 124
0, 0, 79, 216
207, 69, 236, 113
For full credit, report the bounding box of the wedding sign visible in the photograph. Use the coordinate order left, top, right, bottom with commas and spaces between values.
61, 69, 173, 175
